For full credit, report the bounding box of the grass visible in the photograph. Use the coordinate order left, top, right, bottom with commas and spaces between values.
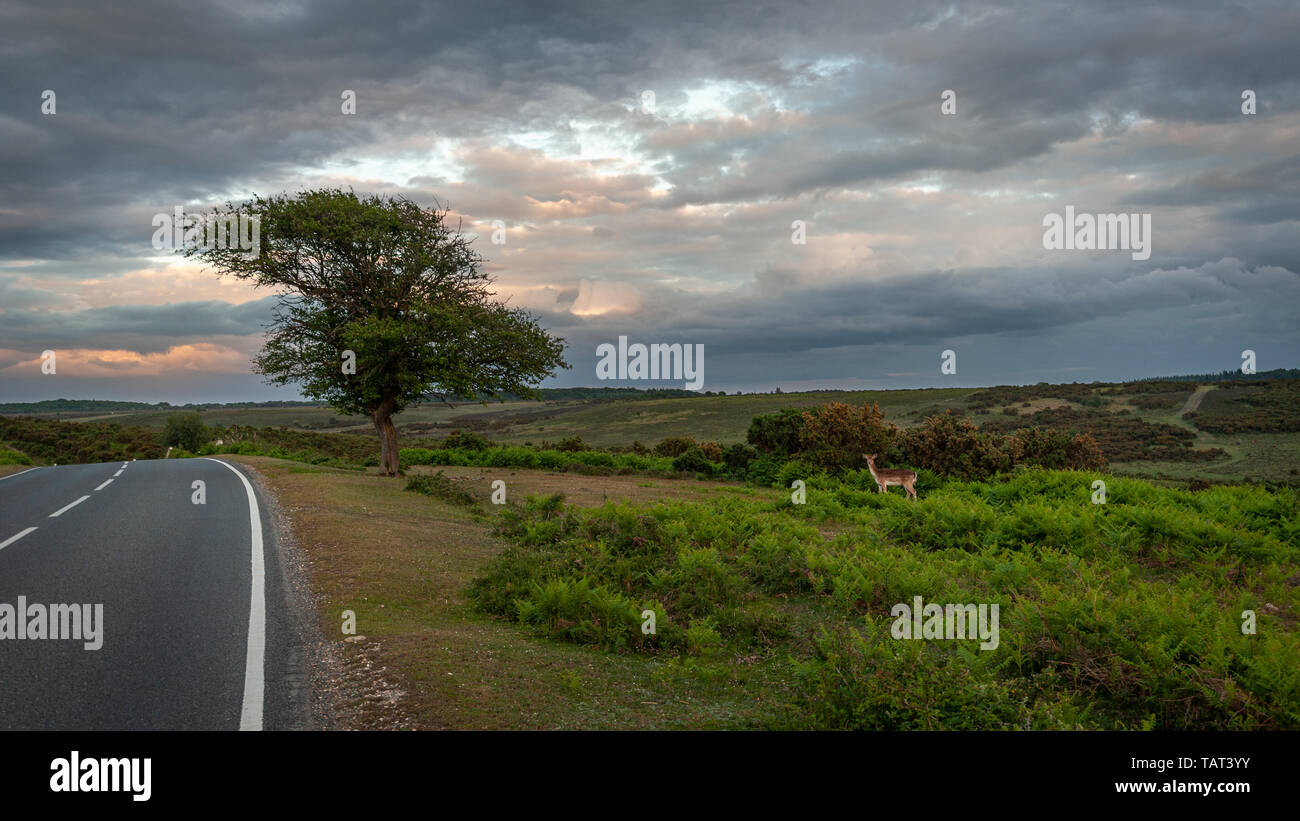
233, 455, 792, 728
235, 452, 1299, 730
473, 468, 1300, 730
9, 378, 1298, 485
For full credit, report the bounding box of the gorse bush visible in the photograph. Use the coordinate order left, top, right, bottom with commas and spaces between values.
404, 471, 479, 507
1006, 426, 1106, 471
746, 408, 807, 456
470, 470, 1300, 730
898, 411, 1012, 480
439, 429, 492, 451
653, 436, 696, 458
162, 412, 211, 452
0, 416, 165, 463
0, 447, 33, 466
797, 401, 895, 474
672, 446, 717, 475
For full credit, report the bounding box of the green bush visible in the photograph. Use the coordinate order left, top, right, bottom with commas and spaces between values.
722, 442, 758, 475
404, 471, 479, 507
672, 446, 716, 475
162, 412, 211, 452
470, 470, 1300, 729
0, 447, 33, 466
654, 436, 696, 458
746, 408, 806, 456
440, 430, 492, 451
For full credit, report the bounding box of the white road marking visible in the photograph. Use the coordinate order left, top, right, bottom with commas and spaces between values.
0, 527, 37, 551
0, 467, 38, 482
48, 495, 90, 518
94, 478, 114, 491
113, 469, 124, 477
200, 458, 265, 731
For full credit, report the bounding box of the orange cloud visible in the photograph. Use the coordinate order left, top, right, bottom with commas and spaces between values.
0, 343, 252, 378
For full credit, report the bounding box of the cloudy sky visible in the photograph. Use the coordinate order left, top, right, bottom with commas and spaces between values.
2, 0, 1297, 402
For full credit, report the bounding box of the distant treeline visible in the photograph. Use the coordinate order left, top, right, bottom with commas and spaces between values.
1142, 368, 1300, 383
5, 371, 1297, 414
0, 398, 329, 414
529, 387, 709, 400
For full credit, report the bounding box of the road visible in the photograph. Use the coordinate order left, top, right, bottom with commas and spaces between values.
0, 458, 309, 730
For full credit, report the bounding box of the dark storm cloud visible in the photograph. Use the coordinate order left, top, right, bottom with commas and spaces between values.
0, 0, 1297, 397
0, 296, 277, 354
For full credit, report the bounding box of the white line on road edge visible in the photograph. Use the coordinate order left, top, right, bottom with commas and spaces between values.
201, 458, 265, 731
113, 470, 124, 477
48, 495, 90, 517
0, 467, 39, 482
0, 527, 37, 551
94, 479, 114, 491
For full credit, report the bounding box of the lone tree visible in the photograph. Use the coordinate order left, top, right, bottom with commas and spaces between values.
186, 189, 568, 475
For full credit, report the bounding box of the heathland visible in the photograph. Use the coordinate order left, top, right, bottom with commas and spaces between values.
1, 376, 1296, 729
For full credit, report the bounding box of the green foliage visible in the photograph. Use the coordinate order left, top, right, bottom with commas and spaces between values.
401, 445, 676, 474
653, 436, 696, 458
722, 442, 758, 475
898, 411, 1013, 479
797, 401, 896, 473
672, 446, 717, 475
1008, 426, 1107, 471
0, 416, 165, 464
746, 408, 807, 456
162, 412, 211, 452
439, 429, 492, 451
199, 424, 375, 468
554, 436, 588, 452
182, 188, 568, 473
471, 470, 1300, 730
0, 447, 33, 465
404, 471, 479, 507
1193, 380, 1300, 434
981, 406, 1224, 463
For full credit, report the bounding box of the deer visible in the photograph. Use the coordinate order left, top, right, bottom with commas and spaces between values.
863, 453, 918, 500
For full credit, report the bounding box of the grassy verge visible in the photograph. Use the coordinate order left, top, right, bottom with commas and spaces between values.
232, 455, 793, 728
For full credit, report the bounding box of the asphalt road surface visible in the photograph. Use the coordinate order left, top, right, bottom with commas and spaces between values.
0, 459, 309, 730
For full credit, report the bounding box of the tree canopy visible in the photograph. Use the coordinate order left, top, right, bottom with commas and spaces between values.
185, 188, 568, 474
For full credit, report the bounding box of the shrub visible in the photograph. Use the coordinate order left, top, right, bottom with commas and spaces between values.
0, 447, 32, 466
555, 436, 588, 453
898, 411, 1012, 480
404, 472, 479, 507
722, 442, 758, 475
747, 408, 807, 456
745, 453, 783, 487
440, 430, 492, 451
798, 401, 896, 474
162, 412, 210, 452
672, 446, 716, 475
654, 436, 696, 458
1009, 427, 1107, 471
697, 440, 725, 462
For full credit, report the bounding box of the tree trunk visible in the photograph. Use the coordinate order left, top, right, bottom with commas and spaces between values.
372, 398, 401, 476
